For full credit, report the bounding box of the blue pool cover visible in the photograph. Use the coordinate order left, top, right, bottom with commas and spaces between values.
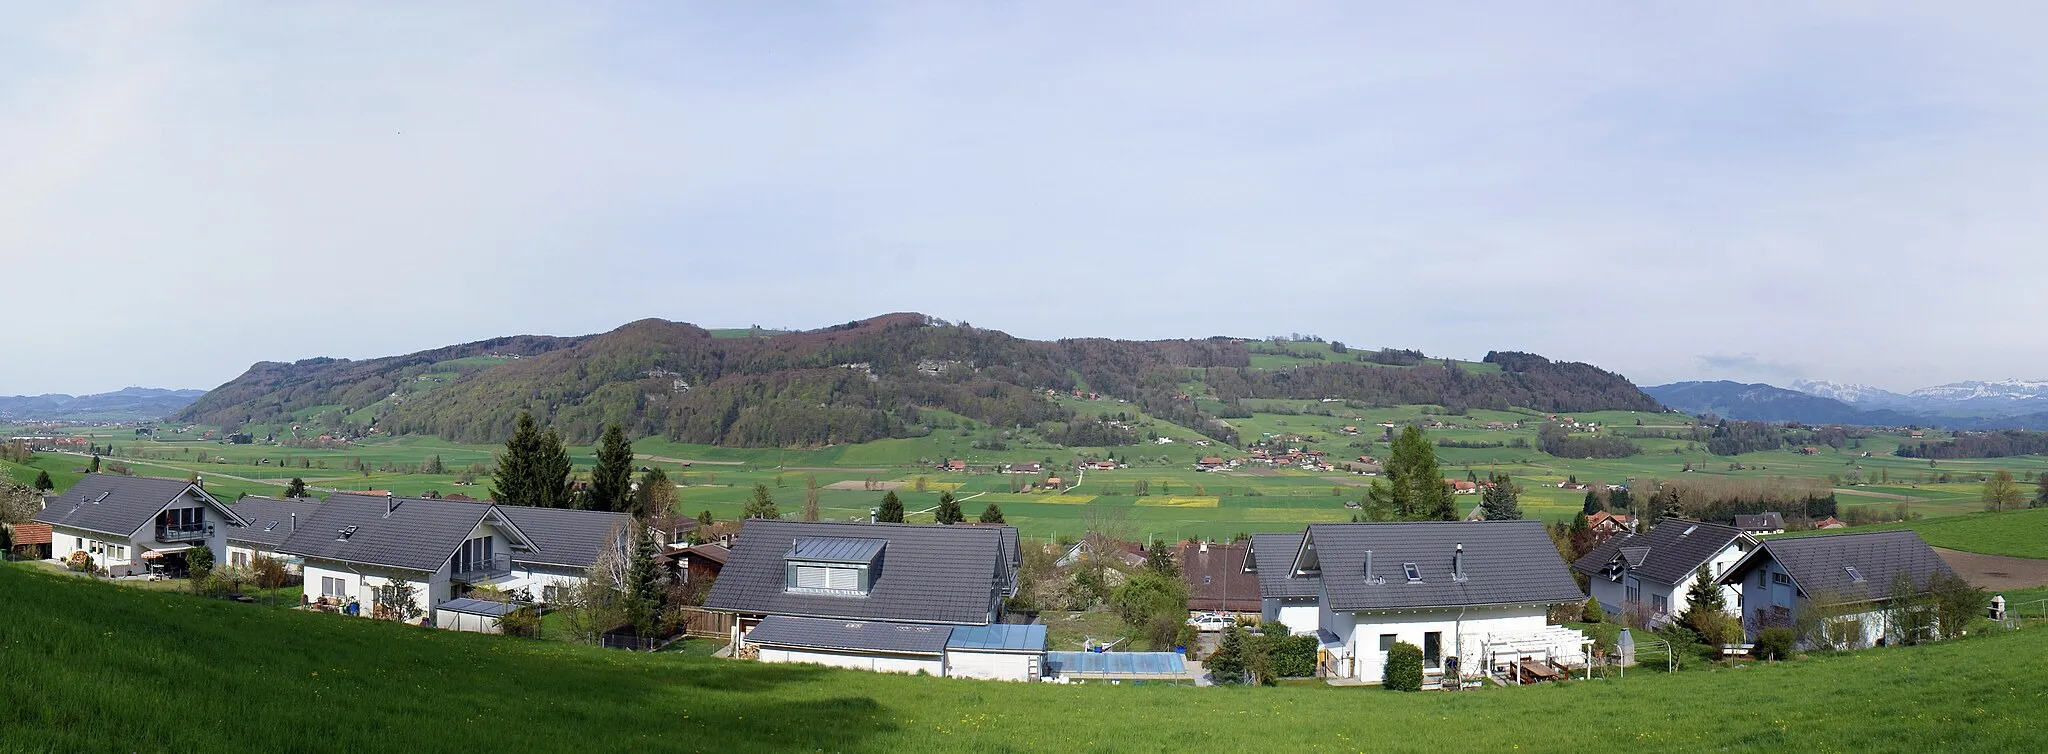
1045, 651, 1187, 677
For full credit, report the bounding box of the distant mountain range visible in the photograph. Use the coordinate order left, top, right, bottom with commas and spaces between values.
0, 387, 206, 423
179, 313, 1663, 447
1646, 379, 2048, 430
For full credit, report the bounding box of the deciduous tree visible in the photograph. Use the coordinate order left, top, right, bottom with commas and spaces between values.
634, 466, 674, 520
1982, 469, 2024, 511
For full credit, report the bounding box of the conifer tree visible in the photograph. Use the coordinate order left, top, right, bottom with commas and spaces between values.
877, 491, 905, 523
2035, 473, 2048, 508
742, 483, 780, 519
284, 477, 307, 498
1480, 472, 1524, 520
33, 470, 54, 492
493, 412, 573, 508
588, 424, 635, 513
979, 503, 1005, 524
1581, 488, 1602, 515
935, 490, 963, 524
624, 528, 664, 636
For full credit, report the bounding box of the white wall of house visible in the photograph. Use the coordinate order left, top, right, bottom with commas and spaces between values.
505, 563, 588, 604
1733, 559, 1889, 649
49, 526, 137, 570
301, 558, 447, 617
758, 647, 945, 676
944, 650, 1041, 681
1263, 598, 1321, 634
1337, 605, 1550, 683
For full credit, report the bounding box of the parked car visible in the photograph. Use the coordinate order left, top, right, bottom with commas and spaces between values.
1186, 613, 1233, 632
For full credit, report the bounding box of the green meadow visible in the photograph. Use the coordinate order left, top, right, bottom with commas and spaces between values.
4, 563, 2045, 752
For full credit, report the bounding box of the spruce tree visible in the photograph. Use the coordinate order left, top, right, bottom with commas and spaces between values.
588, 424, 635, 513
1480, 473, 1524, 520
2035, 473, 2048, 508
624, 528, 664, 636
534, 427, 574, 508
284, 477, 307, 498
88, 455, 101, 474
979, 503, 1005, 523
802, 487, 820, 521
877, 491, 905, 523
742, 483, 780, 519
33, 470, 54, 492
1581, 488, 1602, 515
491, 412, 543, 507
1678, 564, 1730, 643
935, 491, 963, 524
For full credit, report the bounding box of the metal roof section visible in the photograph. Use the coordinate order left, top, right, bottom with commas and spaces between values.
747, 615, 951, 656
786, 536, 886, 564
946, 623, 1048, 653
1045, 651, 1188, 677
437, 598, 519, 617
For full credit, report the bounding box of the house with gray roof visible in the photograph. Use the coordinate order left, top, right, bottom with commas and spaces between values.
494, 504, 633, 603
222, 495, 323, 570
277, 492, 541, 620
1571, 519, 1754, 627
1733, 512, 1787, 536
1248, 532, 1319, 633
1272, 521, 1590, 685
705, 520, 1043, 680
33, 475, 248, 576
1716, 530, 1958, 649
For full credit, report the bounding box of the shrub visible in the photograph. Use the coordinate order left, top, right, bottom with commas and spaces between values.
1384, 642, 1423, 691
500, 606, 543, 638
1582, 597, 1603, 624
1757, 627, 1796, 661
250, 556, 294, 590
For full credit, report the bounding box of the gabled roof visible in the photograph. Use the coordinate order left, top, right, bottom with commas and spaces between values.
276, 493, 532, 573
1734, 513, 1786, 531
747, 615, 956, 656
1179, 541, 1261, 612
32, 476, 245, 538
1718, 530, 1955, 604
9, 522, 51, 546
1571, 519, 1749, 585
1249, 532, 1318, 599
1303, 521, 1584, 612
704, 520, 1004, 625
224, 496, 324, 548
495, 504, 630, 570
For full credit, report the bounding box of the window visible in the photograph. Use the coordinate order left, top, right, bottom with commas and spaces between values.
1423, 632, 1442, 669
1626, 582, 1641, 604
452, 537, 495, 574
1757, 570, 1767, 588
1402, 562, 1421, 582
1378, 634, 1396, 652
542, 585, 562, 603
231, 552, 249, 568
1772, 573, 1792, 586
792, 564, 860, 592
1845, 566, 1864, 582
1652, 594, 1668, 613
321, 576, 347, 597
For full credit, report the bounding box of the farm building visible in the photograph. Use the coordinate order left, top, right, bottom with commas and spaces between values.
32, 475, 249, 577
1716, 530, 1957, 649
707, 520, 1041, 681
1572, 519, 1753, 626
1266, 521, 1590, 686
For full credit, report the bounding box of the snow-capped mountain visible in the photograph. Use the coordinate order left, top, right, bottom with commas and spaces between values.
1789, 380, 1911, 407
1909, 379, 2048, 402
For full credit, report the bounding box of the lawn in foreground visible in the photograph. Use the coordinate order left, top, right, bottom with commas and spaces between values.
3, 564, 2045, 752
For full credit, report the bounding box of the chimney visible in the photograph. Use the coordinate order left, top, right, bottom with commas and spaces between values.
1199, 540, 1209, 554
1363, 550, 1373, 581
195, 475, 204, 489
1454, 543, 1465, 580
290, 512, 298, 532
386, 491, 397, 516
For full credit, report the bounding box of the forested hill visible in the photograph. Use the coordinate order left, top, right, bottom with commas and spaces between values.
179, 314, 1662, 447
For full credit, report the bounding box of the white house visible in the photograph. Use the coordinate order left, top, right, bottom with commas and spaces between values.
494, 504, 633, 603
222, 495, 322, 571
1716, 530, 1957, 649
1269, 521, 1590, 685
276, 493, 541, 620
1249, 532, 1321, 634
706, 520, 1044, 681
32, 475, 249, 576
1733, 513, 1787, 536
1571, 519, 1753, 626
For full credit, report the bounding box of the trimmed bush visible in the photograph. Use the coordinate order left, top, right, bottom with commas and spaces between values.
1757, 627, 1796, 661
1384, 642, 1423, 691
1582, 597, 1603, 624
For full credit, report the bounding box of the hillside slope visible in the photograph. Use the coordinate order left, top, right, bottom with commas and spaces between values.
2, 563, 2042, 752
184, 314, 1662, 446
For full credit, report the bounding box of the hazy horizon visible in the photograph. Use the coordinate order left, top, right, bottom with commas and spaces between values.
6, 4, 2046, 395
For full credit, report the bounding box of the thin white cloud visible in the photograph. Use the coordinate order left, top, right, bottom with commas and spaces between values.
1, 3, 2044, 395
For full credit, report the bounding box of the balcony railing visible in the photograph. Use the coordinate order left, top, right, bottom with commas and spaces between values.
157, 522, 210, 542
450, 553, 512, 583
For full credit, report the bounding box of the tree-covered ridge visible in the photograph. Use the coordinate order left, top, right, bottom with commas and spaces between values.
182, 314, 1665, 447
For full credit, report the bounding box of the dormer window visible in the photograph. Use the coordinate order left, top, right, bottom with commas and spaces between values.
785, 537, 883, 596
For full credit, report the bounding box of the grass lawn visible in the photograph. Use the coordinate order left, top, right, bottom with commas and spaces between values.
6, 562, 2048, 752
1885, 508, 2048, 559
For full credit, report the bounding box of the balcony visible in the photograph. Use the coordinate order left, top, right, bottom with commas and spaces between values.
157, 522, 210, 543
450, 553, 512, 583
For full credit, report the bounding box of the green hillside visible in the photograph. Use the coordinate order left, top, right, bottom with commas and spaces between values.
3, 563, 2044, 752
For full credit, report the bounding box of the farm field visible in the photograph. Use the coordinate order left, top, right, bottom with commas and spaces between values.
12, 410, 2048, 544
4, 561, 2046, 752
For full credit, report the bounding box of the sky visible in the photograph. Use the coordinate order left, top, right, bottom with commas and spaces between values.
3, 2, 2046, 396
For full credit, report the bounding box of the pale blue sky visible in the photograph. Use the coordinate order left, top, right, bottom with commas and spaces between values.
2, 2, 2043, 396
